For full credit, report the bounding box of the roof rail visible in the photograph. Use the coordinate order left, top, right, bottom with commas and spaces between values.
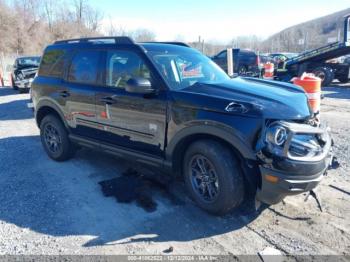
141, 41, 191, 47
54, 36, 135, 45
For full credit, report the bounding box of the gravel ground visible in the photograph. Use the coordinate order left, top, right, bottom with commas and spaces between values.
0, 84, 349, 256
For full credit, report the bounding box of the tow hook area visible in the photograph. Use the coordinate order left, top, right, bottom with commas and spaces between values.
327, 138, 340, 171
304, 189, 323, 212
329, 156, 340, 170
303, 153, 340, 213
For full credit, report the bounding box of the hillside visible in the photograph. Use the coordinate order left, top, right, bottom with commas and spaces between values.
262, 8, 350, 53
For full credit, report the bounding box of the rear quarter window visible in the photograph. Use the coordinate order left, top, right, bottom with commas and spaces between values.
39, 49, 66, 78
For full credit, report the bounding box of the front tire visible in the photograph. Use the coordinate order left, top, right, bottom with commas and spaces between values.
40, 114, 75, 161
183, 140, 244, 215
18, 88, 28, 94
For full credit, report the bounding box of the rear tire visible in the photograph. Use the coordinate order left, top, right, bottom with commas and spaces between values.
312, 67, 334, 87
238, 65, 247, 76
183, 140, 244, 215
40, 114, 75, 161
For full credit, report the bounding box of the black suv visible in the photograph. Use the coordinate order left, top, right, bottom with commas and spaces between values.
32, 37, 332, 215
11, 56, 40, 93
212, 49, 260, 76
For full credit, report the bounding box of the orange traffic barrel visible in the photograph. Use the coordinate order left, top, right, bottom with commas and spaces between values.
293, 73, 321, 113
263, 62, 274, 79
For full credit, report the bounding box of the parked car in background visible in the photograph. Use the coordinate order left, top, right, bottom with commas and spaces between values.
11, 56, 40, 93
31, 37, 333, 215
269, 52, 299, 61
343, 55, 350, 65
212, 49, 260, 76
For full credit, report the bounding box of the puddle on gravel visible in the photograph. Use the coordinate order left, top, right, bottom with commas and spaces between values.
99, 168, 184, 212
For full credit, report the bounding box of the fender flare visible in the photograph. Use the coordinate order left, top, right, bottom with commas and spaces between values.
35, 98, 68, 129
165, 124, 256, 162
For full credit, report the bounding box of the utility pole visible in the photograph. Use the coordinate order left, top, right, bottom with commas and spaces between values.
304, 31, 308, 51
227, 48, 233, 77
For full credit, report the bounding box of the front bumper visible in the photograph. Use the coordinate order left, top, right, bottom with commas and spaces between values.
256, 121, 333, 204
256, 154, 332, 204
15, 78, 33, 89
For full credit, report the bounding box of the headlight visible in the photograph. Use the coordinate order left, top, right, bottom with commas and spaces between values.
266, 125, 288, 146
289, 134, 322, 157
264, 121, 324, 159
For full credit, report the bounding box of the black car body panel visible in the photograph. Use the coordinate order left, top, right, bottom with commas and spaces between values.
176, 78, 311, 119
32, 38, 332, 206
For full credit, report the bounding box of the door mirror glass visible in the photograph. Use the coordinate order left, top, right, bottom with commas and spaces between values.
125, 77, 155, 94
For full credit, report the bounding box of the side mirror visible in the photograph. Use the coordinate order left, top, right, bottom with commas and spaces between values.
125, 77, 155, 94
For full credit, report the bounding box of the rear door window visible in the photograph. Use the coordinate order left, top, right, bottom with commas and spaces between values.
68, 50, 100, 85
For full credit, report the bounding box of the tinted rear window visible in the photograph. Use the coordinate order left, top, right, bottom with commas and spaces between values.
39, 49, 66, 77
68, 50, 100, 85
239, 51, 256, 56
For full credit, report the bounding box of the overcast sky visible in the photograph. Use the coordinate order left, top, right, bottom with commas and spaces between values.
92, 0, 350, 42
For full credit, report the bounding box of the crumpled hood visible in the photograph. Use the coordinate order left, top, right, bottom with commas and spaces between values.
173, 77, 312, 120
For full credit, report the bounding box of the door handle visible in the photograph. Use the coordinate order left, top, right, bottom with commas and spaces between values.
59, 90, 70, 98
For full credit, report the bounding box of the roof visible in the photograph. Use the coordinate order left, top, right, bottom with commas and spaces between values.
140, 43, 196, 53
50, 37, 192, 53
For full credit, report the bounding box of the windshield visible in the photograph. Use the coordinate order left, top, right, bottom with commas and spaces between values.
17, 57, 40, 67
147, 49, 229, 90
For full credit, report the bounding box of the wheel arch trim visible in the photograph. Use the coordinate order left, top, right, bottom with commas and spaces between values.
166, 124, 256, 162
35, 99, 68, 129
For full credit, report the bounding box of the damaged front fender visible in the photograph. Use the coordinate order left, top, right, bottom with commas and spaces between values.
255, 120, 333, 205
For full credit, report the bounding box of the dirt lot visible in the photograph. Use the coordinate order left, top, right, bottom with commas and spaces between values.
0, 83, 349, 257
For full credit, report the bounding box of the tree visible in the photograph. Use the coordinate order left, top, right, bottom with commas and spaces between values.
130, 29, 156, 42
0, 0, 16, 53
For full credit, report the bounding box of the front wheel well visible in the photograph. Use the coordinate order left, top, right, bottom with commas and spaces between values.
171, 134, 244, 174
171, 134, 259, 195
